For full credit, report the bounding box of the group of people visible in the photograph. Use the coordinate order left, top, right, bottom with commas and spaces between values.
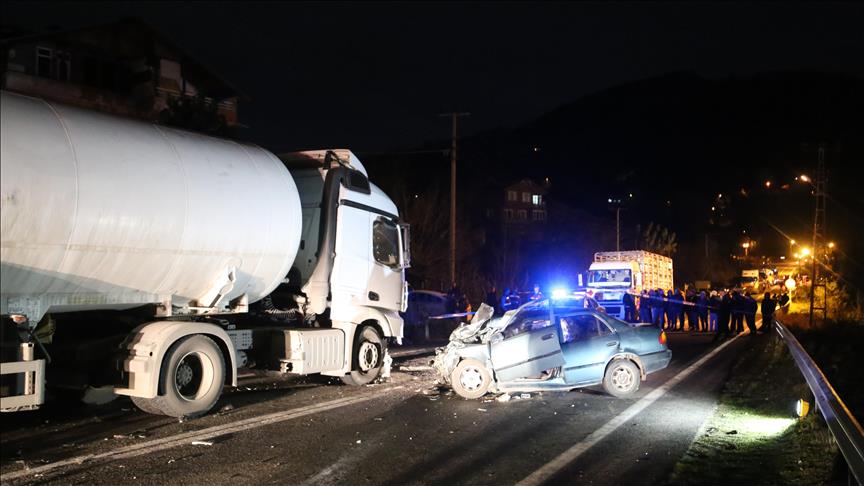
624, 287, 790, 339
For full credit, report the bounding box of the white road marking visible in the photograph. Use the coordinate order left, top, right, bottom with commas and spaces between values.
3, 386, 404, 481
517, 331, 747, 486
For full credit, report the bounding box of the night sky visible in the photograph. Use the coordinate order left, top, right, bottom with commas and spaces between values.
3, 2, 863, 151
3, 1, 863, 288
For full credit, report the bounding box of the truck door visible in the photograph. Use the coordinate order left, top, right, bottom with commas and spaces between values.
366, 216, 403, 310
491, 310, 564, 382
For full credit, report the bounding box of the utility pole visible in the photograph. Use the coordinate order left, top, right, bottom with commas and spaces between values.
439, 112, 470, 288
809, 145, 827, 325
608, 199, 626, 255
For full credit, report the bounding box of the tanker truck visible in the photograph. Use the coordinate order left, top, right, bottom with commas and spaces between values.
0, 90, 410, 417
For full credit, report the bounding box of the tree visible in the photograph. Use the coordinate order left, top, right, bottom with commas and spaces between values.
394, 184, 450, 291
642, 222, 678, 257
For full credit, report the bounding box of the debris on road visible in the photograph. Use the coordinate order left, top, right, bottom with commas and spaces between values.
399, 365, 433, 372
220, 404, 235, 413
477, 408, 487, 412
519, 393, 532, 399
191, 440, 214, 446
356, 439, 362, 444
496, 393, 511, 402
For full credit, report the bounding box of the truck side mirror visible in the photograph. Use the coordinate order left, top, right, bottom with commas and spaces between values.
398, 223, 411, 269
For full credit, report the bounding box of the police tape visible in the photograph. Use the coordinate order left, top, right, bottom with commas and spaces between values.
427, 311, 475, 320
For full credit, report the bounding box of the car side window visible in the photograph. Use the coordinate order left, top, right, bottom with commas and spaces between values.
561, 314, 611, 343
502, 310, 551, 339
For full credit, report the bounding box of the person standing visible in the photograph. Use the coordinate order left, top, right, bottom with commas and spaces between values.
697, 290, 709, 332
778, 291, 790, 316
622, 291, 637, 322
530, 284, 543, 301
708, 291, 720, 332
760, 292, 777, 333
744, 292, 758, 335
685, 289, 699, 332
731, 290, 745, 333
639, 290, 653, 323
652, 289, 666, 328
713, 290, 733, 342
485, 285, 498, 314
665, 289, 677, 331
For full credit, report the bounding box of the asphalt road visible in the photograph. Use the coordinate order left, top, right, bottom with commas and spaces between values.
0, 332, 754, 485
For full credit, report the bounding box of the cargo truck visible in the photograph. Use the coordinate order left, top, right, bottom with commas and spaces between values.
586, 251, 673, 320
0, 91, 410, 417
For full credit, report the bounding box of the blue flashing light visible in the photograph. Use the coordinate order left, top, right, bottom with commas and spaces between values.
551, 288, 568, 299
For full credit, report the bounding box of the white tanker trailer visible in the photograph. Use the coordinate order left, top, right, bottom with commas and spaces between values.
0, 90, 410, 417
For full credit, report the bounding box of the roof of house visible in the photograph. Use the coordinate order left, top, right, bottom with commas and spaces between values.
1, 18, 248, 101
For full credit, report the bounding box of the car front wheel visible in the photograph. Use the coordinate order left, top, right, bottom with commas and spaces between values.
450, 358, 492, 399
603, 360, 641, 398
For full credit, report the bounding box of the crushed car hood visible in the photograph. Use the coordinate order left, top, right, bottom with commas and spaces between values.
445, 303, 517, 344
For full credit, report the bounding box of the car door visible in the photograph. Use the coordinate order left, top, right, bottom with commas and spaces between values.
491, 310, 565, 382
560, 313, 620, 385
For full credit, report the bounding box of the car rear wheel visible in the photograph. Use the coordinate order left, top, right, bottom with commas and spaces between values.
603, 360, 641, 398
450, 358, 492, 399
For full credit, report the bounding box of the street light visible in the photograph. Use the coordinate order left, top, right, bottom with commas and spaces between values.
799, 174, 811, 183
801, 247, 811, 257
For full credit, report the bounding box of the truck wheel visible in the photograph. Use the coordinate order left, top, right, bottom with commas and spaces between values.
450, 358, 492, 399
603, 360, 641, 398
130, 396, 164, 415
150, 335, 225, 418
341, 326, 385, 386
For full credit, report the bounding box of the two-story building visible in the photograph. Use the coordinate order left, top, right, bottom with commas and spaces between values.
501, 178, 549, 233
1, 18, 243, 134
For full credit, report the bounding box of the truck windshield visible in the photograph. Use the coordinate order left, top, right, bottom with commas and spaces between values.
588, 269, 632, 285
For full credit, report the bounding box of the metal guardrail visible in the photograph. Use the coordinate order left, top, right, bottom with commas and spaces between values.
774, 320, 864, 484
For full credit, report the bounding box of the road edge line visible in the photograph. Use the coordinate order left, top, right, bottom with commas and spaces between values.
516, 332, 745, 486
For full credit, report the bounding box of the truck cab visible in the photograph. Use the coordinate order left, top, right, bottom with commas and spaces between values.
586, 261, 639, 319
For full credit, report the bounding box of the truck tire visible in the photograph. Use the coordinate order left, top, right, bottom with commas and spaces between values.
450, 358, 492, 399
341, 326, 385, 386
130, 395, 164, 415
603, 359, 641, 398
150, 335, 225, 418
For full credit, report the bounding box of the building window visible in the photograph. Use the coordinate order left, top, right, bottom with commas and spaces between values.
532, 194, 542, 205
532, 209, 547, 222
516, 209, 528, 220
36, 46, 53, 78
506, 190, 518, 202
522, 192, 531, 203
503, 208, 514, 221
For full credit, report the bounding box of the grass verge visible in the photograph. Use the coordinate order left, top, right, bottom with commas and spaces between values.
665, 333, 844, 485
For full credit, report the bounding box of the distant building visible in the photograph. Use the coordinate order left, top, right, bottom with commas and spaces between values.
1, 18, 243, 135
501, 178, 549, 238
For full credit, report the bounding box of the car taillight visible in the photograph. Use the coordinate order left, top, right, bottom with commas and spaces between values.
659, 331, 667, 346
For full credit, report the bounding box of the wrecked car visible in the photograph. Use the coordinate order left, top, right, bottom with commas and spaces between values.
433, 297, 672, 399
